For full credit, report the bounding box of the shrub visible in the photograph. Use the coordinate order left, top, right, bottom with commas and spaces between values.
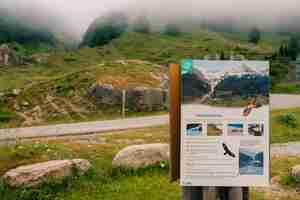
163, 24, 181, 37
0, 110, 14, 122
277, 113, 298, 128
280, 175, 300, 188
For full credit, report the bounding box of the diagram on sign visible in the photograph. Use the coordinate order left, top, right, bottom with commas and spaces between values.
180, 60, 270, 187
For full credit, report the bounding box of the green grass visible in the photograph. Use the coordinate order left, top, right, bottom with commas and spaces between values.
1, 126, 300, 200
271, 108, 300, 143
0, 29, 273, 92
272, 83, 300, 94
0, 126, 179, 200
0, 59, 168, 128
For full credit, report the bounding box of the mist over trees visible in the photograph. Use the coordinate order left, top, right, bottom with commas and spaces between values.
81, 12, 128, 47
163, 23, 181, 36
0, 11, 56, 46
132, 16, 151, 33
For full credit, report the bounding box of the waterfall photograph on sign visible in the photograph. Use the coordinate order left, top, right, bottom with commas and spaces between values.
181, 60, 270, 187
181, 60, 269, 118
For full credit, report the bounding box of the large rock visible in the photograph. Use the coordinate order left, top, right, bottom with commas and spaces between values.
0, 44, 10, 65
90, 84, 168, 112
2, 159, 91, 188
90, 84, 122, 105
291, 165, 300, 178
112, 143, 169, 169
126, 87, 167, 112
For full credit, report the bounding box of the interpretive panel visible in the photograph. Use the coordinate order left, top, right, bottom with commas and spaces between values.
180, 60, 270, 187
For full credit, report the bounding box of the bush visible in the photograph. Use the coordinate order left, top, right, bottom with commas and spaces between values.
277, 113, 298, 128
248, 27, 261, 44
163, 24, 181, 37
81, 12, 128, 47
0, 110, 14, 122
280, 175, 300, 188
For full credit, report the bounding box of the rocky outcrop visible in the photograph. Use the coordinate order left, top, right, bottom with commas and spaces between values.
90, 84, 122, 106
90, 84, 168, 112
112, 143, 169, 169
2, 159, 91, 188
126, 87, 167, 112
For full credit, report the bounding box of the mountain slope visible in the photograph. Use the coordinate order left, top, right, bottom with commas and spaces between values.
94, 31, 274, 64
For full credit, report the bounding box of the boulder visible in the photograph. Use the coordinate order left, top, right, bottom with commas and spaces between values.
291, 165, 300, 178
90, 84, 122, 105
126, 87, 167, 112
112, 143, 169, 169
2, 159, 91, 188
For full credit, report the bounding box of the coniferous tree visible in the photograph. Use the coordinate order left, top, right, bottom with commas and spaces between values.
248, 27, 261, 44
287, 36, 299, 60
220, 51, 226, 60
279, 45, 284, 57
163, 23, 181, 37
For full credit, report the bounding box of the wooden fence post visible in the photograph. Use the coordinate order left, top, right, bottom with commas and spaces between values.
122, 90, 126, 118
169, 63, 181, 181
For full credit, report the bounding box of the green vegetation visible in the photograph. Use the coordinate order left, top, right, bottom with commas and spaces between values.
271, 108, 300, 144
272, 83, 300, 94
163, 24, 182, 37
0, 126, 179, 200
0, 12, 57, 55
132, 16, 151, 34
272, 157, 300, 187
1, 126, 300, 200
0, 111, 15, 123
280, 175, 300, 188
0, 59, 167, 128
277, 113, 298, 128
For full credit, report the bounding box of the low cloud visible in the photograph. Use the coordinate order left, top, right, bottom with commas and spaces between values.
0, 0, 299, 40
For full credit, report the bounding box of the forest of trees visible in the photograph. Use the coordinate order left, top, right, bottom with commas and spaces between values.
81, 12, 128, 47
277, 36, 300, 60
0, 12, 56, 46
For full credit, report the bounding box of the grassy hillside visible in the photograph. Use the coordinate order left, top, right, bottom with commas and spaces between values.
0, 11, 58, 55
0, 58, 167, 128
0, 29, 283, 127
97, 31, 273, 64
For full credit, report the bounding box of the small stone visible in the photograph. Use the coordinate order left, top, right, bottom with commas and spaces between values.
21, 101, 30, 107
12, 89, 21, 96
72, 159, 92, 175
291, 165, 300, 178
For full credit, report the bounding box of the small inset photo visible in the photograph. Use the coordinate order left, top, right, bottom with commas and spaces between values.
239, 147, 264, 175
207, 123, 223, 136
228, 123, 244, 136
186, 123, 203, 136
248, 124, 264, 136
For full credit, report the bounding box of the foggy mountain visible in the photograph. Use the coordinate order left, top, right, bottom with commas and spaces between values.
0, 0, 300, 42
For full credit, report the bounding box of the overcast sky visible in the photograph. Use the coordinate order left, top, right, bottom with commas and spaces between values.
1, 0, 299, 39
